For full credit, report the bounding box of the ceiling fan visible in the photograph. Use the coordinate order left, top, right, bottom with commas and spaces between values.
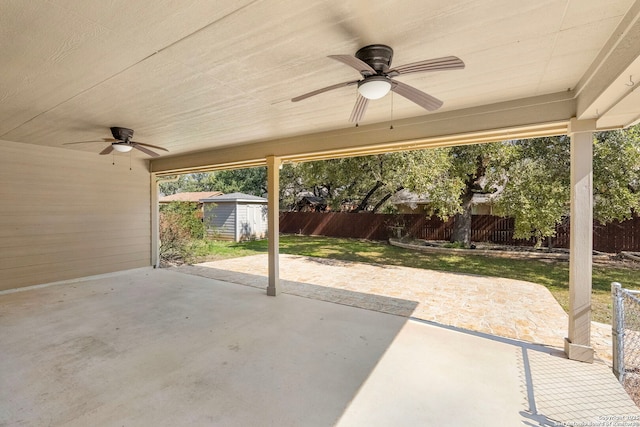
291, 44, 464, 123
64, 127, 168, 157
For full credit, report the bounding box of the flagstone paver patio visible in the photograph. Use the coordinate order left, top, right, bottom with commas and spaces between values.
174, 254, 613, 364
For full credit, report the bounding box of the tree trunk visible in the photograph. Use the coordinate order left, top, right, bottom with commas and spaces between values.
450, 154, 487, 246
534, 233, 543, 249
372, 186, 404, 213
546, 235, 555, 250
451, 191, 473, 246
354, 181, 383, 212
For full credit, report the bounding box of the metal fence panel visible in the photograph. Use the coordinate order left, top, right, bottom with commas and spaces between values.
612, 282, 640, 407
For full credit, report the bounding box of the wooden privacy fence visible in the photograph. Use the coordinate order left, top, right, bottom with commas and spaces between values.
279, 212, 640, 253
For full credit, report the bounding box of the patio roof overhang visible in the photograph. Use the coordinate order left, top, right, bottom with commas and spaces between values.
4, 0, 640, 364
2, 1, 639, 162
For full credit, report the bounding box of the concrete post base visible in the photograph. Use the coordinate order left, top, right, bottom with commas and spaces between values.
564, 337, 594, 363
267, 285, 279, 297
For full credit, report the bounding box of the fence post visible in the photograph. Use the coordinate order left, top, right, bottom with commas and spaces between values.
612, 282, 625, 382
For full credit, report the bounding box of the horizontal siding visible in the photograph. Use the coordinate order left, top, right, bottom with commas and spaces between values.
237, 205, 248, 223
5, 256, 150, 290
0, 242, 151, 269
238, 205, 249, 240
0, 229, 150, 249
0, 218, 149, 236
204, 203, 236, 239
0, 139, 151, 291
0, 192, 149, 213
257, 205, 268, 235
0, 230, 150, 252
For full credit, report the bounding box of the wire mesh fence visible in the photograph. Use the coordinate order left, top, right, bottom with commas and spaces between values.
612, 282, 640, 407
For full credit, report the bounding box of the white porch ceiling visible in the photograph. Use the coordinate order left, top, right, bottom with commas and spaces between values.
2, 0, 640, 162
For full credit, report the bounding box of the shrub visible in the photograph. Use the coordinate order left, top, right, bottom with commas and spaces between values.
159, 202, 206, 264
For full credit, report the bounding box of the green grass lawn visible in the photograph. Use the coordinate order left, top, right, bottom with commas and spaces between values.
192, 235, 640, 324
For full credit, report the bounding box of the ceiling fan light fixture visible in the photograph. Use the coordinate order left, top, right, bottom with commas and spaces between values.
358, 76, 392, 100
112, 143, 133, 153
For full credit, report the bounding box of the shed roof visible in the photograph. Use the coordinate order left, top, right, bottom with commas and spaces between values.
159, 191, 223, 203
201, 192, 267, 203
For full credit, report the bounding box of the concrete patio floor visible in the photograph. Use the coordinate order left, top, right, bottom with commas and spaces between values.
1, 267, 638, 426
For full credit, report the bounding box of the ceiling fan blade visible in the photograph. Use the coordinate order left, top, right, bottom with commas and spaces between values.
391, 80, 443, 111
349, 94, 369, 123
291, 80, 359, 102
388, 56, 465, 76
328, 55, 376, 76
130, 141, 169, 152
64, 137, 117, 145
64, 140, 102, 145
132, 143, 160, 157
99, 145, 114, 155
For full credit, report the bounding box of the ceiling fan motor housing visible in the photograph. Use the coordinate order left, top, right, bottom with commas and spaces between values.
355, 44, 394, 74
110, 126, 134, 142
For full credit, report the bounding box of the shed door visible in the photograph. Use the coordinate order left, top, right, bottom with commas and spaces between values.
250, 205, 259, 234
245, 205, 262, 238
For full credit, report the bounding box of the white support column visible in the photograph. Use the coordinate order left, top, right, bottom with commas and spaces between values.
266, 156, 281, 296
151, 173, 160, 268
564, 118, 596, 363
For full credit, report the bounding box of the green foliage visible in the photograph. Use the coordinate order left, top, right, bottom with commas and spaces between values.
160, 202, 205, 238
413, 143, 510, 221
281, 155, 403, 212
398, 147, 464, 218
495, 127, 640, 244
159, 202, 206, 263
159, 167, 266, 196
281, 150, 461, 213
184, 239, 265, 261
593, 128, 640, 222
494, 136, 571, 246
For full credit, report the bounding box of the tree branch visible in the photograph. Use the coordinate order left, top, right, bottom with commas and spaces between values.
354, 181, 384, 212
372, 186, 404, 213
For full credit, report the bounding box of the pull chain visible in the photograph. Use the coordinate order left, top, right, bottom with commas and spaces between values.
390, 91, 394, 130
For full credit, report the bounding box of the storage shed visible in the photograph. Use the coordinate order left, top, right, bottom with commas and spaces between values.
201, 193, 268, 242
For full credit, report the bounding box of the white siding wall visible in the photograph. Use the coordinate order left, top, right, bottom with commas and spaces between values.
237, 204, 248, 240
0, 139, 151, 291
204, 202, 267, 241
204, 202, 236, 240
239, 204, 267, 240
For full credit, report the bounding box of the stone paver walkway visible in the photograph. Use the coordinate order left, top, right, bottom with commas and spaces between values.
174, 254, 613, 363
